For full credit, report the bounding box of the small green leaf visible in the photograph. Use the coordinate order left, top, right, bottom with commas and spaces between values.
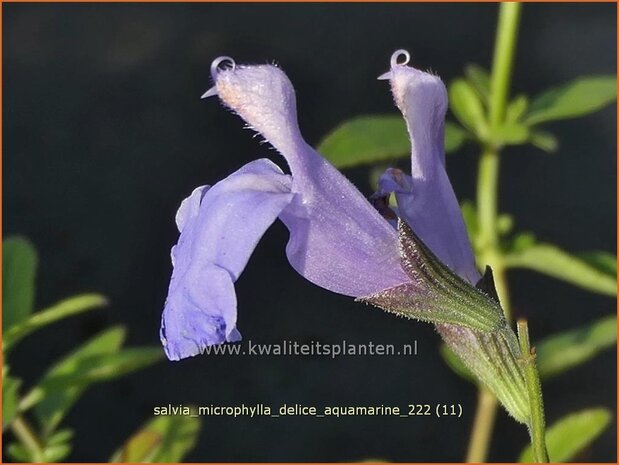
460, 201, 479, 253
497, 214, 514, 236
525, 76, 617, 125
504, 242, 617, 296
29, 332, 162, 435
29, 326, 126, 434
2, 369, 22, 430
43, 443, 71, 462
439, 343, 475, 383
449, 79, 488, 139
317, 115, 467, 169
505, 95, 529, 123
444, 122, 469, 153
7, 443, 32, 462
504, 232, 537, 253
3, 236, 38, 332
464, 64, 491, 104
3, 294, 108, 352
111, 414, 200, 462
537, 315, 616, 379
530, 130, 559, 153
317, 115, 409, 168
577, 251, 617, 277
519, 408, 612, 462
47, 428, 74, 446
494, 122, 529, 145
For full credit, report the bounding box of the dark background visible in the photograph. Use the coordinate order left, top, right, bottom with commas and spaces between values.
3, 3, 617, 462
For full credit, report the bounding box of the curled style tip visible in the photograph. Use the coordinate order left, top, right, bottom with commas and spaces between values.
210, 56, 236, 80
390, 49, 411, 67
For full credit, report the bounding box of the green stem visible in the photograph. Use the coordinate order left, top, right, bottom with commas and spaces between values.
466, 388, 498, 462
466, 3, 522, 462
489, 2, 522, 131
517, 320, 549, 463
10, 415, 46, 463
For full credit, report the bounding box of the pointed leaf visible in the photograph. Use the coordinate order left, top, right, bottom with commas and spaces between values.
30, 337, 162, 435
111, 414, 200, 462
317, 115, 466, 169
449, 79, 488, 138
577, 251, 616, 277
318, 115, 409, 168
494, 122, 529, 145
29, 326, 126, 434
530, 130, 559, 153
505, 95, 529, 123
3, 294, 108, 352
43, 443, 71, 462
7, 443, 32, 462
444, 122, 469, 153
3, 236, 38, 332
537, 315, 616, 379
2, 371, 22, 430
460, 201, 479, 250
519, 408, 612, 462
525, 76, 617, 125
504, 243, 617, 296
464, 64, 490, 104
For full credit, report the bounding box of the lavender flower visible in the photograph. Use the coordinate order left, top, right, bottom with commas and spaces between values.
160, 51, 529, 423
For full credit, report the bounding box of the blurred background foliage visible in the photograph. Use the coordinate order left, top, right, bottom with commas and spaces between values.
3, 3, 617, 462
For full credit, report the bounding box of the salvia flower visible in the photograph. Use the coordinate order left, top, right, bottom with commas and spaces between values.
160, 51, 530, 424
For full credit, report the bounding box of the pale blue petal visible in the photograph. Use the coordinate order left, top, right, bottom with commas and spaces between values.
161, 159, 293, 360
213, 63, 409, 297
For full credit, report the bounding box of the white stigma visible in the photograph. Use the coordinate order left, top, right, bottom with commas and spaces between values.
202, 56, 237, 99
390, 49, 411, 68
210, 56, 236, 80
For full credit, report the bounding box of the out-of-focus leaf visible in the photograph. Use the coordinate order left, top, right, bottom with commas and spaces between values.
449, 79, 488, 138
317, 115, 408, 168
29, 327, 126, 434
29, 329, 162, 435
111, 414, 200, 463
43, 443, 71, 462
439, 343, 475, 383
44, 429, 75, 462
3, 294, 108, 352
7, 443, 32, 462
537, 315, 616, 379
444, 122, 469, 153
3, 236, 38, 332
525, 76, 617, 125
317, 115, 467, 169
505, 95, 529, 123
504, 242, 617, 296
494, 122, 529, 145
577, 251, 617, 277
2, 369, 21, 430
519, 408, 612, 462
7, 429, 74, 462
460, 201, 479, 252
530, 130, 559, 153
503, 232, 537, 254
464, 64, 490, 104
47, 428, 74, 447
497, 214, 514, 236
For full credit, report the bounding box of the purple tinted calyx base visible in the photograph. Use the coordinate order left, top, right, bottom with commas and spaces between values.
357, 220, 506, 333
